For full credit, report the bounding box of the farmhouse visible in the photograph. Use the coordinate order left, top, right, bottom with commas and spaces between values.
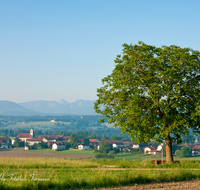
52, 142, 66, 151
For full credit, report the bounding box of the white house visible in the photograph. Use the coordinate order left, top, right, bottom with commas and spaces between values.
26, 139, 43, 146
112, 142, 128, 149
144, 146, 157, 155
157, 143, 163, 151
52, 142, 66, 151
78, 144, 90, 150
132, 143, 140, 149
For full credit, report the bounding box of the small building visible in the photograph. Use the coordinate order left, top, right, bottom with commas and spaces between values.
25, 146, 29, 150
52, 142, 66, 151
78, 144, 90, 150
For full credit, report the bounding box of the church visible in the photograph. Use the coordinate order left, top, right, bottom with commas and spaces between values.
12, 127, 34, 144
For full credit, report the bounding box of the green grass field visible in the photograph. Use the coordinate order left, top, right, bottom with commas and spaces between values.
24, 148, 200, 161
0, 156, 200, 190
5, 121, 71, 130
115, 153, 200, 161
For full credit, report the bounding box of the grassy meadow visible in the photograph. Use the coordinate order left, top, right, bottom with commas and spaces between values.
5, 121, 71, 130
29, 149, 95, 155
0, 157, 200, 189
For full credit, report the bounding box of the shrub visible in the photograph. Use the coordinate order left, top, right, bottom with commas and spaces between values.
93, 148, 99, 153
175, 149, 181, 157
180, 146, 192, 157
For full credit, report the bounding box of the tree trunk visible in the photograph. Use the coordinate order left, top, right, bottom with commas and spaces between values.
165, 136, 173, 163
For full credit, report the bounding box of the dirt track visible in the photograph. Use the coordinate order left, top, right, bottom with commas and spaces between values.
96, 180, 200, 190
0, 150, 95, 158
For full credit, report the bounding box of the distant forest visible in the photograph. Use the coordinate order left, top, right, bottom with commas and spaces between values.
0, 115, 130, 140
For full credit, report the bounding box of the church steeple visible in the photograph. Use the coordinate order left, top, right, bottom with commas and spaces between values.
30, 126, 33, 138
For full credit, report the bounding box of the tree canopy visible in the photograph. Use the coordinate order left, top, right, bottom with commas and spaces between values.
94, 41, 200, 163
180, 146, 192, 157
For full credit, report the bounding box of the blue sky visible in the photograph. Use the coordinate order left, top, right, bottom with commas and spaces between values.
1, 0, 200, 103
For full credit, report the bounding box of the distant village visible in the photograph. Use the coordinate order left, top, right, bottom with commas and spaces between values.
0, 126, 200, 157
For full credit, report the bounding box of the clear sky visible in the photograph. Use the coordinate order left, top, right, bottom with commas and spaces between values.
1, 0, 200, 103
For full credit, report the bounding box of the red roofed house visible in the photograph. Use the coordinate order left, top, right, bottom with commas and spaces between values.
0, 137, 10, 149
192, 145, 200, 155
0, 137, 9, 144
0, 140, 8, 149
144, 146, 157, 155
89, 139, 100, 144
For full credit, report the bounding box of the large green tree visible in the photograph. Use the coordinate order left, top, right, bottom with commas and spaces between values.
70, 133, 79, 148
94, 42, 200, 163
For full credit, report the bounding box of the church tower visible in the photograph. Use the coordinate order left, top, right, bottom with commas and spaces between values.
30, 126, 33, 138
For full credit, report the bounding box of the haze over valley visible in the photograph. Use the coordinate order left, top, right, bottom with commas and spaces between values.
0, 99, 96, 116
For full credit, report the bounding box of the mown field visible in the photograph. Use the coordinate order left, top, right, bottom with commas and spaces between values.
0, 155, 200, 190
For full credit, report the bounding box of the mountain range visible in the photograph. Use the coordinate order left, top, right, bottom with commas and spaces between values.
0, 99, 96, 116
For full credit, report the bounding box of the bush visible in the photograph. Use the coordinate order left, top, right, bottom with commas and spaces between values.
175, 149, 181, 157
180, 146, 192, 157
93, 148, 99, 153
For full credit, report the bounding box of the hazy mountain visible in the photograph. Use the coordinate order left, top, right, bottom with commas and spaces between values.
0, 101, 39, 116
19, 99, 96, 115
58, 99, 70, 105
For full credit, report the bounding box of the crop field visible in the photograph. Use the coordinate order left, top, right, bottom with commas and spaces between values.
0, 152, 200, 190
